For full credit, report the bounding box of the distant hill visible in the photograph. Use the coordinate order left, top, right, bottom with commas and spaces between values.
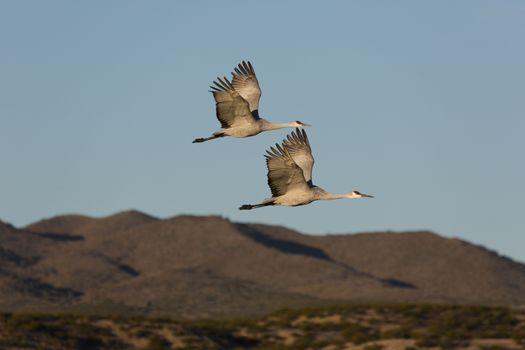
0, 211, 523, 318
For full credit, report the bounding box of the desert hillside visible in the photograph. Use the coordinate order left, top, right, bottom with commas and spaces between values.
0, 211, 524, 317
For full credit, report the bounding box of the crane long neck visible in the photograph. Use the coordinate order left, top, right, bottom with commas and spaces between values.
316, 190, 358, 200
320, 192, 349, 200
261, 120, 294, 131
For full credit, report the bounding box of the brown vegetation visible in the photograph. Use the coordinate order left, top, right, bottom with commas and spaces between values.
0, 304, 523, 349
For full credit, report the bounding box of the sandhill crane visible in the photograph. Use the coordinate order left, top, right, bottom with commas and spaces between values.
193, 61, 311, 143
239, 128, 373, 209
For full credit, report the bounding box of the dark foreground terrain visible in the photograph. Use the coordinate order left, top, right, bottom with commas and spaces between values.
1, 304, 524, 350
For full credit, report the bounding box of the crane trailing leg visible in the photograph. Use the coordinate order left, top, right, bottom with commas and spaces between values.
239, 200, 275, 210
192, 132, 225, 143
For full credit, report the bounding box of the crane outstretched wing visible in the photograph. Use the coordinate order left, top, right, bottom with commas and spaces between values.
210, 76, 258, 128
231, 61, 262, 119
265, 143, 310, 197
282, 128, 315, 185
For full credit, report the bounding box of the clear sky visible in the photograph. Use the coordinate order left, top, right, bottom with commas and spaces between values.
1, 1, 524, 262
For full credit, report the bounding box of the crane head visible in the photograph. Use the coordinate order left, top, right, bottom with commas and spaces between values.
350, 191, 374, 198
293, 120, 312, 127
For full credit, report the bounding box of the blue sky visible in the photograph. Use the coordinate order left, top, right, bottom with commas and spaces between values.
1, 1, 524, 262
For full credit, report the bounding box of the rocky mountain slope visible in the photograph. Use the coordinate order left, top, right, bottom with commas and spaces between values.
0, 211, 523, 318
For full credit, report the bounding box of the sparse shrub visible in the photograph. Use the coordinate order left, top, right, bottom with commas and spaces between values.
247, 346, 289, 350
411, 305, 520, 350
133, 328, 154, 338
415, 332, 468, 349
71, 336, 104, 350
144, 334, 171, 350
291, 334, 317, 349
512, 324, 525, 345
479, 346, 515, 350
364, 343, 384, 350
341, 322, 379, 344
381, 324, 413, 339
415, 337, 439, 348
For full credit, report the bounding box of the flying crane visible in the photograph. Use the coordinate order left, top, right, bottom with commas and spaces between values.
193, 61, 310, 143
239, 128, 373, 209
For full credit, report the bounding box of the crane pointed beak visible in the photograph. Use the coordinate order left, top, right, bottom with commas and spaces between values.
301, 123, 312, 127
362, 194, 374, 198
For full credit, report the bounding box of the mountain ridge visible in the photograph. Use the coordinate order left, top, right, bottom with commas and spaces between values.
0, 210, 522, 318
